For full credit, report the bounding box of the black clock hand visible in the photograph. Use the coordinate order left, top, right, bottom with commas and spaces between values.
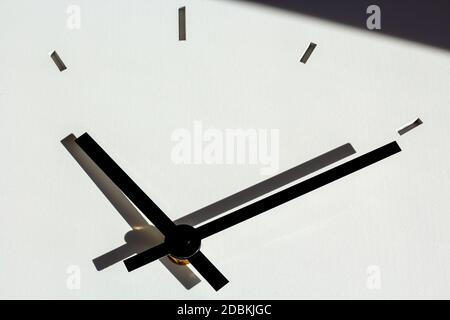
124, 141, 401, 276
69, 132, 354, 291
123, 242, 228, 291
188, 252, 228, 291
67, 133, 355, 280
196, 141, 401, 239
76, 133, 228, 291
87, 142, 354, 270
75, 133, 176, 235
62, 134, 201, 289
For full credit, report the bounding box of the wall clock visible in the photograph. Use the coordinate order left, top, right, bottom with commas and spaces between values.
0, 0, 449, 299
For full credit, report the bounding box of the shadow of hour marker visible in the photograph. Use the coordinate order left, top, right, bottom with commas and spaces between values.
179, 7, 186, 41
300, 42, 317, 64
50, 50, 67, 71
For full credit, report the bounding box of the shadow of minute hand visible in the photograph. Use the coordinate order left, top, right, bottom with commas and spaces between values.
196, 141, 401, 240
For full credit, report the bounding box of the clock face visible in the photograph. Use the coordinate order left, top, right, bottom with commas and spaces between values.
0, 0, 449, 299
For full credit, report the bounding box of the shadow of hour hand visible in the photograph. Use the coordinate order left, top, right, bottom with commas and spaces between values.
62, 134, 201, 290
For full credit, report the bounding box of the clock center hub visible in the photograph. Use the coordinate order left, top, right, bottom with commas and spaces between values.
165, 224, 201, 260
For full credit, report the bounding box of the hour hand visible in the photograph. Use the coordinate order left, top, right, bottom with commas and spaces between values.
63, 133, 201, 289
75, 133, 228, 291
75, 133, 176, 235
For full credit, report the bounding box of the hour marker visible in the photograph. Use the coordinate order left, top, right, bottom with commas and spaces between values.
50, 50, 67, 71
398, 118, 423, 135
178, 7, 186, 41
300, 42, 317, 64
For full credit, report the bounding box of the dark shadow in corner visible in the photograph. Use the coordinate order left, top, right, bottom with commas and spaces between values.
230, 0, 450, 50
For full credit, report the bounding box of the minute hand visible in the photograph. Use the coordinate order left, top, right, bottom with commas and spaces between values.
196, 141, 401, 239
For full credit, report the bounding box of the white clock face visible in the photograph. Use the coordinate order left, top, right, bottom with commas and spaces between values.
0, 0, 449, 299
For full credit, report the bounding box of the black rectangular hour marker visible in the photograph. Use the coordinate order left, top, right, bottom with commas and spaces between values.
398, 118, 423, 136
50, 50, 67, 71
300, 42, 317, 64
179, 7, 186, 41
